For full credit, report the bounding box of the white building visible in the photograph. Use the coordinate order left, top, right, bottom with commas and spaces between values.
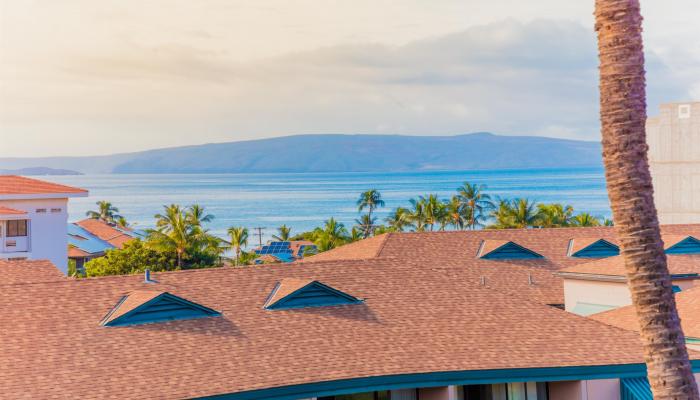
0, 175, 87, 274
647, 101, 700, 224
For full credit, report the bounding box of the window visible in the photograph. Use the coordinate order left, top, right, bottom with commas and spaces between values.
679, 104, 691, 119
7, 220, 27, 237
36, 208, 46, 213
50, 208, 62, 213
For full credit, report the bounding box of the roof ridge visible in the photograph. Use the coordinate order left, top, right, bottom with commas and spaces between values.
373, 232, 392, 258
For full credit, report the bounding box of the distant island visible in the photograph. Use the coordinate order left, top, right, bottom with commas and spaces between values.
0, 167, 82, 176
0, 133, 602, 174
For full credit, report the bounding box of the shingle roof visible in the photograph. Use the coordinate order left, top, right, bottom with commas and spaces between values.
558, 255, 700, 278
0, 206, 27, 215
304, 225, 700, 269
0, 175, 87, 195
591, 285, 700, 339
0, 259, 66, 285
0, 259, 650, 399
303, 233, 389, 262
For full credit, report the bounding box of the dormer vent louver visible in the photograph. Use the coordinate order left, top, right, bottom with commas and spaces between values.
664, 236, 700, 255
478, 240, 543, 260
264, 278, 363, 310
569, 238, 619, 258
100, 290, 221, 327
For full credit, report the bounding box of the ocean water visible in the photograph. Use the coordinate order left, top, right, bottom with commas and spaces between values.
43, 168, 610, 244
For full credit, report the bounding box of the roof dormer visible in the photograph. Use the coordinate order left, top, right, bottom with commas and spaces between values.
568, 238, 619, 258
478, 240, 543, 260
264, 278, 363, 310
101, 290, 221, 327
664, 235, 700, 255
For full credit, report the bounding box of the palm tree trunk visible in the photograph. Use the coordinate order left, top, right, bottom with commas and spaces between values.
595, 1, 699, 398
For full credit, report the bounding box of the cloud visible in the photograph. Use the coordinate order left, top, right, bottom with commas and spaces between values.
0, 19, 693, 156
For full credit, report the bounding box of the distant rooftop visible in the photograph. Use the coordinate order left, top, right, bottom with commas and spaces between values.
0, 175, 87, 199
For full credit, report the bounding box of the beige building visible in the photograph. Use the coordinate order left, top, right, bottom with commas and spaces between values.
647, 101, 700, 223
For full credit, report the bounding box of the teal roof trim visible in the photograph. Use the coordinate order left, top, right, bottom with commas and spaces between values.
620, 377, 652, 400
571, 240, 620, 258
102, 292, 221, 327
195, 363, 671, 400
666, 236, 700, 254
481, 242, 543, 260
265, 281, 363, 310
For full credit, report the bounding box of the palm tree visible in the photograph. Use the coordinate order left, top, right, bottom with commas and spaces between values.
115, 216, 129, 228
315, 218, 349, 251
408, 198, 428, 232
456, 182, 494, 229
535, 203, 574, 227
446, 196, 467, 230
571, 212, 601, 227
186, 204, 214, 226
86, 201, 121, 223
417, 194, 447, 231
488, 198, 540, 229
349, 226, 364, 242
357, 190, 385, 236
354, 214, 376, 238
149, 204, 190, 268
227, 226, 249, 266
385, 207, 410, 232
595, 0, 698, 396
272, 225, 292, 241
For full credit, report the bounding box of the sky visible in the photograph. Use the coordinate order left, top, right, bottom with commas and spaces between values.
0, 0, 698, 158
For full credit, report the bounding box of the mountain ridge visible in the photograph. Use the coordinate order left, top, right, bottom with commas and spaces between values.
0, 133, 602, 174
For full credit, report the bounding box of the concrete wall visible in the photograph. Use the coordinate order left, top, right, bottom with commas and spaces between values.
648, 102, 700, 224
0, 198, 69, 273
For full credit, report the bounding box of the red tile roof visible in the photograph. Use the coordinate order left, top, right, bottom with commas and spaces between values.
591, 285, 700, 339
0, 206, 27, 216
0, 260, 651, 399
558, 255, 700, 278
0, 259, 66, 285
0, 175, 87, 195
68, 246, 91, 258
75, 218, 137, 249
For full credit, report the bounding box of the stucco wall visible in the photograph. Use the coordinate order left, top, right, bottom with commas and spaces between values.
0, 198, 69, 273
648, 102, 700, 224
564, 279, 631, 312
564, 277, 697, 314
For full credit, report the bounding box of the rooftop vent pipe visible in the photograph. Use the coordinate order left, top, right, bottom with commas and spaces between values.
144, 268, 155, 284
